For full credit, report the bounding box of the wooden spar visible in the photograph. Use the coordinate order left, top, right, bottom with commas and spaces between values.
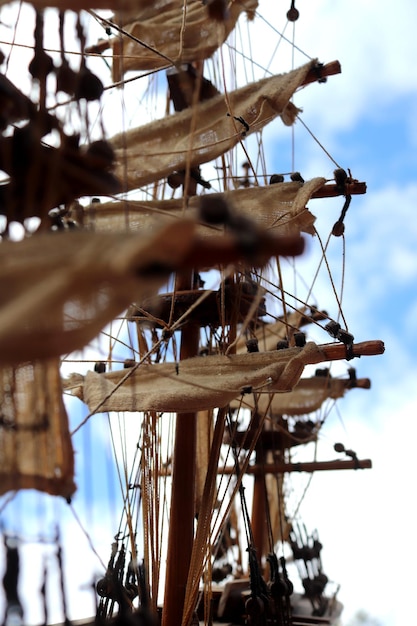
217, 459, 372, 475
312, 180, 367, 198
301, 60, 341, 86
159, 458, 372, 478
83, 52, 342, 92
161, 271, 199, 626
292, 618, 331, 625
180, 233, 305, 269
319, 340, 385, 359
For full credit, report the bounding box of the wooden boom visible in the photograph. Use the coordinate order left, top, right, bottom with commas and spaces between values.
219, 458, 373, 475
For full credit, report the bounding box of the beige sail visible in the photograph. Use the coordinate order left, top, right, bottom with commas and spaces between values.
65, 342, 335, 415
235, 311, 307, 353
230, 375, 361, 417
0, 221, 196, 364
80, 179, 324, 238
0, 217, 304, 365
111, 61, 316, 190
0, 359, 75, 498
107, 0, 258, 80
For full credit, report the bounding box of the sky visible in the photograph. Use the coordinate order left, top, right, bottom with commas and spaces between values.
276, 2, 417, 625
0, 1, 417, 626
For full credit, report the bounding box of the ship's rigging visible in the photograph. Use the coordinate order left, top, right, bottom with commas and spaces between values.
0, 2, 384, 626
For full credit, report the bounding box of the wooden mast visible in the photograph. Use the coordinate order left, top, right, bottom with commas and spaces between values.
162, 269, 200, 626
162, 63, 206, 626
250, 416, 269, 567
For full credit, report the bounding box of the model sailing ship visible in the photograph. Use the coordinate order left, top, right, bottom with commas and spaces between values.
0, 2, 384, 626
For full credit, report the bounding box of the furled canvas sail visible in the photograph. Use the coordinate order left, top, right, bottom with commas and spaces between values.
235, 312, 307, 353
0, 222, 196, 364
230, 375, 370, 416
107, 0, 259, 80
0, 359, 75, 498
0, 217, 303, 364
111, 62, 315, 190
64, 342, 377, 415
79, 178, 324, 237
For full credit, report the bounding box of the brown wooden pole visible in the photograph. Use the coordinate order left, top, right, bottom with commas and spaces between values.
301, 60, 342, 85
217, 458, 372, 475
181, 233, 305, 269
162, 272, 200, 626
250, 418, 268, 565
319, 339, 385, 359
312, 180, 367, 198
159, 458, 372, 479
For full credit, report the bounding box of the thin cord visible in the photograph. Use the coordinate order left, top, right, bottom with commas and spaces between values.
297, 115, 342, 169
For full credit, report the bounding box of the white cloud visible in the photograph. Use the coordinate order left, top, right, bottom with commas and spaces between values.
266, 0, 417, 135
293, 358, 417, 625
295, 182, 417, 343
